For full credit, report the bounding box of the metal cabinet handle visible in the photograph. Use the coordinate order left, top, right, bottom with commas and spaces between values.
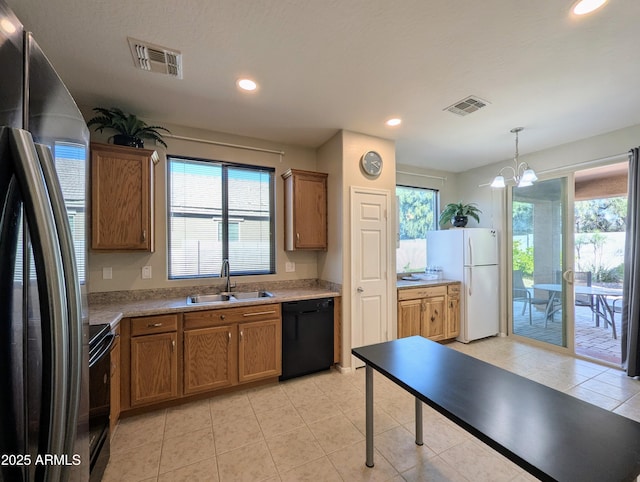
240, 330, 244, 339
142, 229, 147, 242
357, 287, 364, 293
242, 310, 276, 317
148, 322, 163, 327
220, 314, 226, 320
228, 331, 231, 342
172, 340, 176, 352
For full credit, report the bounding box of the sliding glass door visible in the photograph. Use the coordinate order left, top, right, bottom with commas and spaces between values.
510, 176, 574, 348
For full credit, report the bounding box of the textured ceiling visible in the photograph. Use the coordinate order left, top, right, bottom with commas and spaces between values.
7, 0, 640, 172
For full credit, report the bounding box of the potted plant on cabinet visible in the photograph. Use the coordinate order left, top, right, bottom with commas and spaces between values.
86, 107, 170, 148
439, 202, 482, 228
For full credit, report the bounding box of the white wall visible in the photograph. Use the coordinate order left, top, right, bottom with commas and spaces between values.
317, 131, 344, 285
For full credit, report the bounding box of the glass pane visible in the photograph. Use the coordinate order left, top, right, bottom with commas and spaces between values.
168, 159, 222, 278
512, 177, 567, 347
53, 142, 87, 284
396, 186, 437, 273
227, 166, 273, 274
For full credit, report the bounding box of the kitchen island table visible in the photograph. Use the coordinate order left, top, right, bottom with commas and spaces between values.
352, 336, 640, 482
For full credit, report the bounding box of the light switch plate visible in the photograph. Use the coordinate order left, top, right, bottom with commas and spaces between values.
285, 262, 295, 272
142, 266, 152, 279
102, 267, 112, 280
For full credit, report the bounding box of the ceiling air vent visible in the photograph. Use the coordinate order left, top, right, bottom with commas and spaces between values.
128, 37, 183, 79
444, 96, 489, 116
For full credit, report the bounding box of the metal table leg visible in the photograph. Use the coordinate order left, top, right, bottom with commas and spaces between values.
365, 364, 374, 467
415, 398, 423, 446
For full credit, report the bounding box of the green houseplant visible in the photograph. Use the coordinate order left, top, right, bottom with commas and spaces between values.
87, 107, 170, 148
439, 202, 482, 228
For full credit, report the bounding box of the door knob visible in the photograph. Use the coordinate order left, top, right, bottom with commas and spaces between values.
357, 287, 364, 293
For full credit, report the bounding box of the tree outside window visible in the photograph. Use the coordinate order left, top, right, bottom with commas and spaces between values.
396, 185, 438, 273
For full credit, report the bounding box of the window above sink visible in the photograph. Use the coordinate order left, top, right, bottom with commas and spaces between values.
167, 156, 276, 280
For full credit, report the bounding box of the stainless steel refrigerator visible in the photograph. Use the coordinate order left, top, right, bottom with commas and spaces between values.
427, 228, 499, 343
0, 1, 90, 480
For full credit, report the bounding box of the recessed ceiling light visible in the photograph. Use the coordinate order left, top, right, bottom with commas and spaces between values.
386, 118, 402, 127
237, 78, 258, 92
572, 0, 608, 15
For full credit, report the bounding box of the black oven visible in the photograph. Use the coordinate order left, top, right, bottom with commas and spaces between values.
89, 324, 116, 482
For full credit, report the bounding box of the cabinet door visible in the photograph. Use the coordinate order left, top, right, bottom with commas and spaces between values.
110, 326, 121, 435
397, 299, 422, 338
91, 143, 155, 251
294, 174, 327, 249
130, 332, 178, 407
238, 319, 282, 383
184, 325, 237, 394
283, 169, 328, 251
422, 297, 446, 341
447, 296, 460, 339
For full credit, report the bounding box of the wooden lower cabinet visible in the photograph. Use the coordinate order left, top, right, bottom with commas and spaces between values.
183, 325, 237, 395
423, 295, 446, 341
122, 304, 284, 412
238, 319, 281, 383
130, 332, 178, 406
397, 298, 422, 339
397, 283, 460, 341
183, 303, 281, 395
446, 285, 461, 339
129, 315, 179, 407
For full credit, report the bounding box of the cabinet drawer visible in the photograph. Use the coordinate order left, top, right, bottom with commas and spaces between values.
131, 314, 178, 336
398, 286, 446, 301
184, 303, 281, 330
447, 283, 461, 297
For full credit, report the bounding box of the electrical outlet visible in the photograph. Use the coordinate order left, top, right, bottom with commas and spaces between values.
102, 267, 112, 280
285, 262, 295, 272
142, 266, 152, 279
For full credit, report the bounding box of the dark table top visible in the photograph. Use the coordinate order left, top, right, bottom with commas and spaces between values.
352, 336, 640, 482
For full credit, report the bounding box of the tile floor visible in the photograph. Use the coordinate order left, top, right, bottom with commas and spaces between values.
103, 336, 640, 482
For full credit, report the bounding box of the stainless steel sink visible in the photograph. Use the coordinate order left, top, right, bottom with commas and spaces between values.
187, 291, 274, 304
229, 291, 274, 300
187, 293, 233, 304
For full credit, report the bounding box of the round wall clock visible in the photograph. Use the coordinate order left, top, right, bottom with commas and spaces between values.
361, 150, 383, 177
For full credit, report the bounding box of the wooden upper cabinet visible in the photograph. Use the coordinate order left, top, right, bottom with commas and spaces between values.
91, 142, 158, 251
282, 169, 328, 250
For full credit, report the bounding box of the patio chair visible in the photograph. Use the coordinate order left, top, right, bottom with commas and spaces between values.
513, 270, 550, 324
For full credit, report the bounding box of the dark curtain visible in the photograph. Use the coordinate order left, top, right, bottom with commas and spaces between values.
622, 147, 640, 376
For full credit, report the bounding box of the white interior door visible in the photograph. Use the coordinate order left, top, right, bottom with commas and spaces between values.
351, 187, 391, 367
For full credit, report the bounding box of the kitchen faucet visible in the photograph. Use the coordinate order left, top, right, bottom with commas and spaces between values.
220, 258, 235, 292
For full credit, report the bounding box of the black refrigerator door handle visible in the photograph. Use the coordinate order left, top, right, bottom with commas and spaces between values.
10, 128, 69, 482
35, 143, 82, 463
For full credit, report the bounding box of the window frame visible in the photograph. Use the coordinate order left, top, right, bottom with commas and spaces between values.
167, 155, 276, 279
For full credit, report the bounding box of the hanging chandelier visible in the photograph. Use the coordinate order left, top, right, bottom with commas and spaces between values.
490, 127, 538, 188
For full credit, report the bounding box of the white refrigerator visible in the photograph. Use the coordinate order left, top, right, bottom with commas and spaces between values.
427, 228, 499, 343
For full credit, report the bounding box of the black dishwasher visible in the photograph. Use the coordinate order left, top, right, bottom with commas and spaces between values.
280, 298, 334, 380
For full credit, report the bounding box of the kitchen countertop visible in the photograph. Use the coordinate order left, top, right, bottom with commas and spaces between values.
89, 287, 340, 328
396, 278, 460, 290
